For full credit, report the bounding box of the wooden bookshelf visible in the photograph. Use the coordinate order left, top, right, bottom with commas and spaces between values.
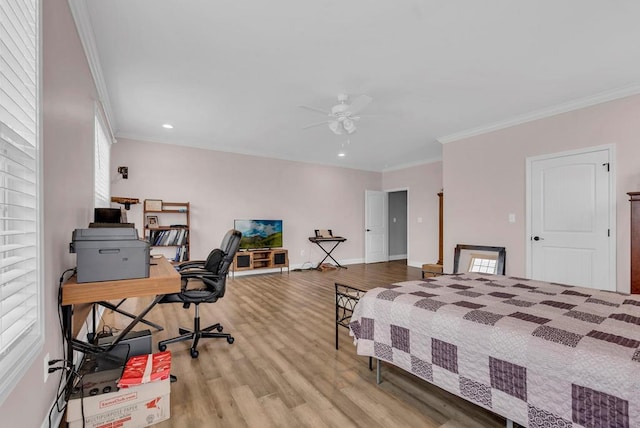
144, 200, 190, 262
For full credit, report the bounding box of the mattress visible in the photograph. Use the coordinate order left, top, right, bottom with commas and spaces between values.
349, 273, 640, 427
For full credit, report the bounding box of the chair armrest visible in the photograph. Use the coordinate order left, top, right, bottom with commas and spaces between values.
180, 269, 215, 279
176, 260, 205, 271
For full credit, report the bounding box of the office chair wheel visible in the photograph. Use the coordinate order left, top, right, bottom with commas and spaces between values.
227, 336, 234, 344
190, 348, 199, 358
158, 343, 167, 352
216, 325, 223, 332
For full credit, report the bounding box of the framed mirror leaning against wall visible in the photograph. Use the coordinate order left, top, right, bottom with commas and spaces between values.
453, 244, 506, 275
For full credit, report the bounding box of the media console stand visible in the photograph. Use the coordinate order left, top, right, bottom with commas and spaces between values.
231, 248, 289, 277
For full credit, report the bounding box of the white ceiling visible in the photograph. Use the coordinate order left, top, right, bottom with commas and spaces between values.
79, 0, 640, 171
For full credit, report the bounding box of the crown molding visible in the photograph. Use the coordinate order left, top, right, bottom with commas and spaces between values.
67, 0, 117, 138
115, 132, 387, 172
437, 84, 640, 145
381, 156, 442, 173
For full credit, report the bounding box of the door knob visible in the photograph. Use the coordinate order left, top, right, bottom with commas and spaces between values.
366, 229, 371, 232
532, 236, 544, 241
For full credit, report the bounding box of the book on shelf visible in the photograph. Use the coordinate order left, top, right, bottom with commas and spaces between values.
173, 245, 188, 262
167, 229, 178, 245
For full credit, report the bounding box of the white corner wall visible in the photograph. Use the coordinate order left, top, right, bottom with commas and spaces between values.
383, 161, 443, 267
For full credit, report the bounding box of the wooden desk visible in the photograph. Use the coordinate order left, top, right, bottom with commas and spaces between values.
62, 255, 180, 305
62, 256, 180, 354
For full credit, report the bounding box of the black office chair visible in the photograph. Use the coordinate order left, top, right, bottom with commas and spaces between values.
157, 229, 241, 358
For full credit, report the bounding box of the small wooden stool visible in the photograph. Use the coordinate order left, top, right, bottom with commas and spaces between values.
421, 263, 443, 278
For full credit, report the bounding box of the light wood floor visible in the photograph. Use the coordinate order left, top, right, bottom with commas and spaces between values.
104, 261, 506, 428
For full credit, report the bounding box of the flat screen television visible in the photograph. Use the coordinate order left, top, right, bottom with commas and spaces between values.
234, 219, 283, 250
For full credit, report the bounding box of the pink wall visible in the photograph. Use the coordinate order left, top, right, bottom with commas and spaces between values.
111, 139, 381, 266
383, 162, 443, 267
443, 94, 640, 292
0, 0, 99, 425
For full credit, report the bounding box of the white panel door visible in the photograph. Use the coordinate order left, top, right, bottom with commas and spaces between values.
365, 190, 388, 263
529, 149, 612, 290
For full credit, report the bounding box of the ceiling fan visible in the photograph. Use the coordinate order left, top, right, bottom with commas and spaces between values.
300, 93, 373, 135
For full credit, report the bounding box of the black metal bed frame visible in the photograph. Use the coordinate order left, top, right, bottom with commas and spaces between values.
334, 282, 372, 371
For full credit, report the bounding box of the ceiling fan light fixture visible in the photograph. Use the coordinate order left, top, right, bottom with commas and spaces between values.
343, 119, 356, 134
328, 119, 356, 135
328, 121, 343, 135
302, 93, 371, 136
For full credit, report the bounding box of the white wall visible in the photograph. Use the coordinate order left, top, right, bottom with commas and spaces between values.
111, 138, 382, 267
443, 94, 640, 292
0, 0, 98, 426
383, 161, 443, 268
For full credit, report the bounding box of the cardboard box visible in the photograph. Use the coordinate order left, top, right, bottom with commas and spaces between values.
67, 378, 170, 428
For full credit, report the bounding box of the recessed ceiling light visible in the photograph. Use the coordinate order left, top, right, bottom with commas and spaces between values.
338, 152, 346, 157
162, 123, 174, 129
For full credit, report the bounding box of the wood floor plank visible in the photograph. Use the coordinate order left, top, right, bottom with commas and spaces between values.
201, 377, 249, 428
258, 394, 303, 428
231, 384, 275, 428
101, 261, 507, 427
291, 403, 331, 428
260, 366, 306, 409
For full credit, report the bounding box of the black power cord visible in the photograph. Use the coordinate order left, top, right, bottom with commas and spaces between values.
47, 267, 77, 428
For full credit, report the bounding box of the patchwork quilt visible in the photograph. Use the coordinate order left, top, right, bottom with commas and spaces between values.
349, 274, 640, 427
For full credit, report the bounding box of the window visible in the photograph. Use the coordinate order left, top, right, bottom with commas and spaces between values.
94, 107, 111, 208
0, 0, 42, 404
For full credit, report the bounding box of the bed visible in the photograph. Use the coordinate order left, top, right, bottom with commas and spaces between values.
348, 273, 640, 427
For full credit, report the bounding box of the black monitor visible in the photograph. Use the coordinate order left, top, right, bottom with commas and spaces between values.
94, 208, 121, 223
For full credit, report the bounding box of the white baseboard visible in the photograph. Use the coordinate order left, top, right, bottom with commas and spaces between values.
389, 254, 407, 261
229, 258, 366, 276
407, 260, 425, 269
338, 258, 365, 266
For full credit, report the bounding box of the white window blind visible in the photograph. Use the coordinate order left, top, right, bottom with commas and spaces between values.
94, 108, 110, 208
0, 0, 42, 405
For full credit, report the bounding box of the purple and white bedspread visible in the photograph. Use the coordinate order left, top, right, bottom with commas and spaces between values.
349, 273, 640, 427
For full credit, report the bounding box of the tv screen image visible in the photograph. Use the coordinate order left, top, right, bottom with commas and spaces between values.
234, 219, 283, 250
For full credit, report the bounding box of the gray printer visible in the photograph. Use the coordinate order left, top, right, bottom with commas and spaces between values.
70, 228, 150, 283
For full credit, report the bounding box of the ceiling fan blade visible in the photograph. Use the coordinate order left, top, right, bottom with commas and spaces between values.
299, 105, 329, 115
302, 120, 330, 130
347, 95, 373, 115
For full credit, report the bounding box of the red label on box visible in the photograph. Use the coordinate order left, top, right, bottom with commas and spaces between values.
118, 351, 171, 388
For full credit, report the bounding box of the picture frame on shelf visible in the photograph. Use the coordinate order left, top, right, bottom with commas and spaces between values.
146, 215, 159, 229
144, 199, 162, 211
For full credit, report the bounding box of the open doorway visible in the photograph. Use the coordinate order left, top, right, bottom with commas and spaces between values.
364, 189, 409, 264
388, 190, 407, 261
